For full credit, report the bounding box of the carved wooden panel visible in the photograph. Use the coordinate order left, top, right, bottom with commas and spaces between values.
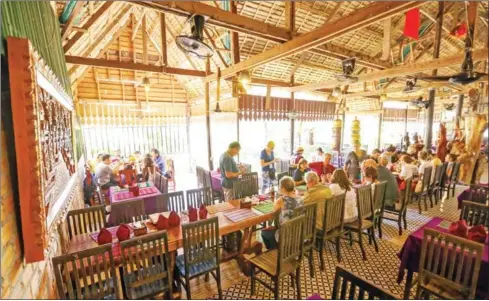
7, 37, 76, 262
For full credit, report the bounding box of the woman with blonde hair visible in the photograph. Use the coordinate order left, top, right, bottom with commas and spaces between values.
260, 141, 279, 194
329, 169, 357, 223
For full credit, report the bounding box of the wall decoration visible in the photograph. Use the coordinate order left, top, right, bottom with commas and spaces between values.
7, 37, 77, 263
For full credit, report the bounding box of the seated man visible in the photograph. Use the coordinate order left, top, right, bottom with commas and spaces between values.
303, 172, 332, 231
95, 154, 118, 189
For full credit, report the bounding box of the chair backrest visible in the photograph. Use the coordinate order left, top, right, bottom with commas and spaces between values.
460, 201, 489, 227
355, 185, 374, 221
399, 177, 413, 211
154, 172, 162, 191
276, 159, 290, 174
120, 231, 171, 299
160, 176, 169, 194
439, 162, 449, 185
186, 187, 213, 208
52, 244, 119, 300
323, 193, 346, 234
240, 163, 252, 173
288, 166, 295, 177
278, 215, 305, 273
467, 184, 489, 205
433, 164, 443, 186
293, 203, 317, 248
165, 191, 186, 212
277, 171, 288, 184
332, 265, 397, 299
451, 162, 461, 182
110, 199, 147, 225
196, 166, 205, 188
372, 181, 387, 213
181, 217, 220, 274
418, 228, 484, 300
202, 170, 212, 189
241, 172, 259, 194
233, 178, 258, 199
67, 205, 107, 239
420, 166, 432, 192
118, 169, 137, 186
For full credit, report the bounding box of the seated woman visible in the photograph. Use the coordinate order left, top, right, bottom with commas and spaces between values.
344, 151, 361, 182
142, 157, 160, 182
418, 151, 434, 185
399, 155, 418, 180
363, 166, 380, 198
293, 158, 310, 186
329, 169, 357, 223
377, 155, 399, 207
261, 176, 303, 250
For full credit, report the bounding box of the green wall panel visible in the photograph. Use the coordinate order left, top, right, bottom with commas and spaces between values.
1, 1, 72, 96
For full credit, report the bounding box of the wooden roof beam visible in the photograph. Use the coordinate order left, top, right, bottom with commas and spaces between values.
63, 2, 113, 53
61, 1, 87, 41
204, 1, 424, 82
66, 56, 207, 77
285, 48, 489, 92
135, 0, 392, 71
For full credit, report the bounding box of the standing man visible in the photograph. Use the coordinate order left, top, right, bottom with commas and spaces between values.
219, 142, 245, 201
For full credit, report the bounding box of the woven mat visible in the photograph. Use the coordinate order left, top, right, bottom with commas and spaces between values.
253, 202, 274, 214
224, 209, 258, 223
207, 202, 235, 215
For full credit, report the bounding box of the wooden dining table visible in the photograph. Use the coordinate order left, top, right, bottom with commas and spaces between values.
68, 198, 276, 275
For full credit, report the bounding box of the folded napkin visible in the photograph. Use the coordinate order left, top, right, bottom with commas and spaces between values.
129, 185, 140, 197
116, 224, 131, 242
199, 204, 208, 220
448, 220, 468, 238
188, 206, 198, 222
168, 211, 180, 227
97, 228, 112, 245
468, 225, 487, 244
156, 215, 169, 230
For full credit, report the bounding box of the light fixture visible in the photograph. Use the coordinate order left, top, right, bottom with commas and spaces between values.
142, 76, 151, 93
332, 86, 342, 97
239, 70, 251, 85
380, 93, 388, 101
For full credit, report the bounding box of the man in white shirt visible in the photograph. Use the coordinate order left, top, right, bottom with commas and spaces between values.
95, 154, 117, 189
418, 151, 435, 184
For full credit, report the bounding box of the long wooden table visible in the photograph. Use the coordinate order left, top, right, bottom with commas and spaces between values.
68, 199, 276, 274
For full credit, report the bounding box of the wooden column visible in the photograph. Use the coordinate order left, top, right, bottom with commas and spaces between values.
290, 75, 295, 155
205, 58, 213, 170
377, 113, 383, 149
404, 108, 408, 134
456, 94, 464, 120
160, 13, 168, 66
425, 89, 436, 150
230, 1, 240, 147
340, 111, 346, 151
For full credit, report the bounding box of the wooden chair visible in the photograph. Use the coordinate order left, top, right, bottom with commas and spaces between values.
154, 171, 162, 192
293, 203, 317, 278
110, 199, 147, 225
429, 164, 443, 205
249, 216, 305, 299
372, 181, 387, 239
52, 244, 120, 299
437, 162, 448, 200
276, 159, 290, 174
120, 231, 173, 299
277, 171, 288, 184
241, 172, 259, 194
383, 177, 412, 236
288, 166, 295, 177
465, 184, 489, 205
442, 162, 460, 198
186, 187, 213, 208
233, 178, 258, 199
118, 169, 137, 186
160, 175, 169, 194
344, 185, 378, 261
203, 170, 223, 203
176, 217, 222, 299
240, 163, 252, 173
155, 195, 168, 213
460, 201, 489, 227
166, 158, 176, 192
416, 228, 484, 300
67, 205, 107, 239
196, 166, 206, 188
332, 265, 398, 300
412, 166, 432, 214
316, 193, 345, 268
164, 191, 186, 212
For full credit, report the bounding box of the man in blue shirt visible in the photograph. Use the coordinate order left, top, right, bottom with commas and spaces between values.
151, 148, 171, 178
219, 142, 245, 201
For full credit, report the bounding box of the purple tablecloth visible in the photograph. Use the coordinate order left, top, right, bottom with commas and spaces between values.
397, 217, 489, 293
211, 171, 222, 190
108, 184, 162, 225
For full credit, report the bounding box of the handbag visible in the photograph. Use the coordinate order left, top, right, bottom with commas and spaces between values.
269, 168, 276, 180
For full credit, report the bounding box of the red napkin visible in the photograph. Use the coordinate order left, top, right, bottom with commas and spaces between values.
168, 211, 180, 227
468, 225, 487, 244
188, 206, 198, 222
116, 224, 131, 242
199, 204, 208, 220
97, 228, 112, 245
448, 220, 468, 238
129, 185, 140, 197
403, 8, 420, 40
156, 215, 169, 230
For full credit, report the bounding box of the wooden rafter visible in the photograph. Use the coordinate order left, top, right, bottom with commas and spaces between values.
431, 1, 444, 76
63, 2, 114, 53
284, 2, 295, 34
204, 1, 424, 82
61, 1, 86, 41
286, 48, 489, 92
160, 13, 168, 66
203, 28, 229, 68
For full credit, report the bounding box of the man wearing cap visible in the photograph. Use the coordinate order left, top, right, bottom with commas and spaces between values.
291, 146, 305, 166
219, 142, 245, 201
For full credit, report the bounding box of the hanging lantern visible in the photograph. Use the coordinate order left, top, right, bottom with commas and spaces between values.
352, 117, 361, 155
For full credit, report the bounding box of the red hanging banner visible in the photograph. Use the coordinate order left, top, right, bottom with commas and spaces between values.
403, 8, 420, 40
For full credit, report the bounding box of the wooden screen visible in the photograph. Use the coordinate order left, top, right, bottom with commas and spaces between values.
7, 37, 76, 262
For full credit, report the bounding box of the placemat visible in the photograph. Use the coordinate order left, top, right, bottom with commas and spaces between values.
224, 209, 258, 223
139, 186, 159, 195
254, 202, 274, 214
112, 186, 159, 201
207, 202, 235, 215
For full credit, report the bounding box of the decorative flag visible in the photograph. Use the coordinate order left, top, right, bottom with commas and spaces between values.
450, 22, 467, 37
403, 8, 420, 40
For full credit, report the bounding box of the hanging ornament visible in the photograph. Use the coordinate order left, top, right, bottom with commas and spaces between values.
450, 22, 467, 38
332, 119, 342, 152
403, 8, 420, 40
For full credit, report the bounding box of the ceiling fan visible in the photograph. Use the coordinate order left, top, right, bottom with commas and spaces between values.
335, 58, 358, 83
176, 15, 214, 59
409, 96, 431, 109
402, 78, 421, 94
